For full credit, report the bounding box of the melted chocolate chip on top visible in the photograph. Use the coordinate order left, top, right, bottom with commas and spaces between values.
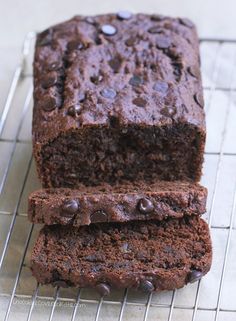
101, 24, 117, 36
138, 198, 154, 214
117, 11, 133, 20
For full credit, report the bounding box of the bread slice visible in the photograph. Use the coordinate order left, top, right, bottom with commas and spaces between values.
31, 216, 212, 294
28, 181, 207, 226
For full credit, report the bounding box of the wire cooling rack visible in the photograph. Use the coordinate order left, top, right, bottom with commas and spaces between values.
0, 33, 236, 321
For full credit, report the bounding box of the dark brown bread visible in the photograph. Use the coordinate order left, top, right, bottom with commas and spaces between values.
31, 216, 212, 293
28, 181, 207, 226
33, 13, 205, 187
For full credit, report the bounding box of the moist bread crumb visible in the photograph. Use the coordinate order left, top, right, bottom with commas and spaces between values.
31, 216, 212, 293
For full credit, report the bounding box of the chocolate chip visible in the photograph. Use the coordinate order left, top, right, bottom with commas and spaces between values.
150, 14, 165, 21
109, 57, 122, 72
179, 18, 194, 28
148, 26, 163, 34
133, 97, 147, 108
117, 11, 133, 20
90, 210, 108, 223
138, 198, 154, 214
173, 63, 182, 80
67, 105, 82, 117
153, 81, 168, 95
96, 283, 110, 296
125, 37, 137, 47
100, 88, 117, 99
160, 106, 177, 117
101, 24, 117, 36
129, 75, 143, 86
67, 40, 84, 51
156, 36, 171, 49
47, 61, 62, 71
41, 72, 58, 89
52, 280, 69, 288
194, 93, 204, 108
42, 96, 58, 112
90, 75, 103, 84
187, 66, 199, 78
188, 270, 203, 283
61, 199, 79, 216
139, 280, 155, 293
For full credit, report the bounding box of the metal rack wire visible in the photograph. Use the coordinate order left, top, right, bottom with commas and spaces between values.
0, 33, 236, 321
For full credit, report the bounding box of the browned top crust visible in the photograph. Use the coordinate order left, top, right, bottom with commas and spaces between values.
33, 13, 205, 147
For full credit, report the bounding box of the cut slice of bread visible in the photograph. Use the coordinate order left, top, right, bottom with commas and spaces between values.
28, 181, 207, 226
31, 216, 212, 294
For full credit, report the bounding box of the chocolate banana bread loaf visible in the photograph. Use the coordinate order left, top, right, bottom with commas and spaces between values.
31, 216, 212, 294
33, 13, 205, 187
28, 181, 207, 226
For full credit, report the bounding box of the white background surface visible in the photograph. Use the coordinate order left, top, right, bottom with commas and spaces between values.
1, 1, 236, 320
1, 0, 236, 47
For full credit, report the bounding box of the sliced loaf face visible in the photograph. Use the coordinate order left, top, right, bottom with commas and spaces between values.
28, 181, 207, 226
31, 216, 212, 293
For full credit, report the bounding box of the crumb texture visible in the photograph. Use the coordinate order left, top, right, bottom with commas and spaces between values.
31, 217, 212, 291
